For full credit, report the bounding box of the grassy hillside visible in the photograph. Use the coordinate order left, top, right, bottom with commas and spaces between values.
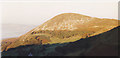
2, 26, 119, 56
1, 13, 119, 52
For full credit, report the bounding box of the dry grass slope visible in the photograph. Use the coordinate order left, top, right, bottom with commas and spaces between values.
1, 13, 119, 52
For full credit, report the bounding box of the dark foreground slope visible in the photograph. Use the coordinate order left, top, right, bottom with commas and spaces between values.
2, 26, 119, 56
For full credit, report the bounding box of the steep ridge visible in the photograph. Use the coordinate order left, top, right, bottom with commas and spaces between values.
1, 13, 119, 51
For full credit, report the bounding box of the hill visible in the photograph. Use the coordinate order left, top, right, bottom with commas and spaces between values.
1, 13, 119, 51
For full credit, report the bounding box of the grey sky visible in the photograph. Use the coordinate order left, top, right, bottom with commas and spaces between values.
1, 0, 118, 25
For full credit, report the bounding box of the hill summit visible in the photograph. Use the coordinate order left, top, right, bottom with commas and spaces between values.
33, 13, 118, 31
34, 13, 92, 31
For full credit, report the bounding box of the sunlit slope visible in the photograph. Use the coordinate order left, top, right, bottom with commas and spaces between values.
2, 13, 119, 51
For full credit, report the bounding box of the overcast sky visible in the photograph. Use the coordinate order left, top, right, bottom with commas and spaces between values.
1, 0, 118, 25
